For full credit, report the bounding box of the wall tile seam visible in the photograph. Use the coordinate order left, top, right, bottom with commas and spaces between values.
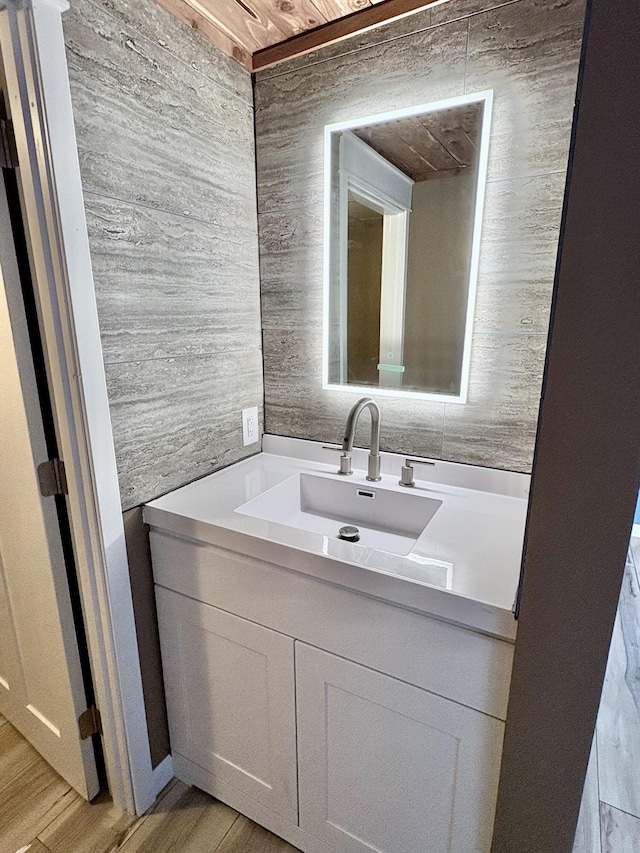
598, 800, 638, 821
253, 0, 524, 83
255, 173, 569, 197
103, 346, 264, 367
83, 189, 260, 233
485, 170, 570, 186
463, 15, 470, 95
440, 402, 447, 459
257, 202, 325, 217
254, 170, 570, 219
72, 0, 254, 109
260, 327, 318, 334
438, 403, 447, 460
253, 150, 271, 430
433, 0, 523, 31
258, 328, 552, 338
472, 331, 550, 338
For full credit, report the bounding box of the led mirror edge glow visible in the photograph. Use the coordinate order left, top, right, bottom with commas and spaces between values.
321, 89, 495, 405
459, 89, 494, 404
322, 120, 332, 392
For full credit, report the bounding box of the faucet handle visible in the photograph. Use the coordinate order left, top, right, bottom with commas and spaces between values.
399, 457, 435, 487
322, 446, 353, 476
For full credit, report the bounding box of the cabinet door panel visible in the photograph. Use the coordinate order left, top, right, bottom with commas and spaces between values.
156, 587, 298, 823
296, 642, 504, 853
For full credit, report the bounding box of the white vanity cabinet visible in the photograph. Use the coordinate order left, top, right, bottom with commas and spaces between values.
155, 588, 298, 824
296, 643, 504, 853
151, 533, 513, 853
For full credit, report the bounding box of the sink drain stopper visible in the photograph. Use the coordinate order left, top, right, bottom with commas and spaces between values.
338, 525, 360, 542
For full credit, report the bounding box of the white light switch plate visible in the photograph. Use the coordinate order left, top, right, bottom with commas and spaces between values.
242, 406, 259, 446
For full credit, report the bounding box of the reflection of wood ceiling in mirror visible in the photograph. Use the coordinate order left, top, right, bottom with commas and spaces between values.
152, 0, 442, 71
354, 103, 483, 182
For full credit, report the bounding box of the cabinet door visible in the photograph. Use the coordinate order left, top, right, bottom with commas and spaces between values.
296, 642, 504, 853
156, 587, 298, 823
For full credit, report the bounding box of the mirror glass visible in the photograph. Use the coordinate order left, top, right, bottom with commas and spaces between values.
323, 91, 493, 403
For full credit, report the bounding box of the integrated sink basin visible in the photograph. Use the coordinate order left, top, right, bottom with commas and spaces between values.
144, 436, 531, 637
236, 472, 442, 555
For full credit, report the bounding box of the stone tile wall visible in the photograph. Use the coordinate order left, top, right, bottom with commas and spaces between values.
62, 0, 263, 768
63, 0, 263, 511
255, 0, 586, 472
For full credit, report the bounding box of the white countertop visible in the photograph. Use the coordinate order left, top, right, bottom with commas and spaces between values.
144, 436, 529, 640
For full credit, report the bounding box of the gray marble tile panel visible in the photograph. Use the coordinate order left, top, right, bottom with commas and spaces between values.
70, 83, 256, 225
79, 0, 252, 104
256, 0, 584, 473
474, 173, 566, 334
65, 1, 253, 149
465, 0, 586, 181
106, 350, 264, 510
263, 328, 445, 458
441, 334, 547, 470
255, 19, 468, 214
64, 1, 256, 223
259, 204, 324, 330
85, 194, 261, 363
255, 6, 433, 81
262, 326, 325, 427
600, 804, 640, 853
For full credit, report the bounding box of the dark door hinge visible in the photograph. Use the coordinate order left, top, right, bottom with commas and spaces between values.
78, 705, 102, 739
37, 458, 68, 497
0, 118, 18, 169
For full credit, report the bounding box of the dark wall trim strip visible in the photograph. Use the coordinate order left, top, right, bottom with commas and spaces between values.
492, 0, 640, 850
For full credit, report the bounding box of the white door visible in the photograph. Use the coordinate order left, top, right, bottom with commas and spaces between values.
0, 172, 99, 799
296, 642, 504, 853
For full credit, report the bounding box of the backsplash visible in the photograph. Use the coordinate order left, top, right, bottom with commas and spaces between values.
63, 0, 264, 511
255, 0, 586, 472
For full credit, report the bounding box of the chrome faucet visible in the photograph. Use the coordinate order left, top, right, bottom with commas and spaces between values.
342, 397, 382, 482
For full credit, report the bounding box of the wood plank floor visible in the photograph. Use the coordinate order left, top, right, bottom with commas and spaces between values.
3, 539, 640, 853
573, 538, 640, 852
0, 712, 300, 853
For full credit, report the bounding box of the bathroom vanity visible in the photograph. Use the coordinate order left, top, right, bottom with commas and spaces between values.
144, 435, 528, 853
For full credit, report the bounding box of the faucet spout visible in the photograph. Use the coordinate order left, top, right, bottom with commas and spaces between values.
342, 397, 382, 482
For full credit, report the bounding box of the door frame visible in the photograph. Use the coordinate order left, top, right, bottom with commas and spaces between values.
0, 0, 165, 814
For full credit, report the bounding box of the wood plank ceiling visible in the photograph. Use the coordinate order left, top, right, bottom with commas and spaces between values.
354, 102, 483, 182
152, 0, 441, 72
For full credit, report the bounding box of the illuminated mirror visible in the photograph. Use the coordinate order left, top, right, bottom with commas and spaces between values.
323, 91, 493, 403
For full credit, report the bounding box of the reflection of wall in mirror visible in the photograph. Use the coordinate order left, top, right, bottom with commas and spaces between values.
405, 174, 475, 395
347, 198, 383, 386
